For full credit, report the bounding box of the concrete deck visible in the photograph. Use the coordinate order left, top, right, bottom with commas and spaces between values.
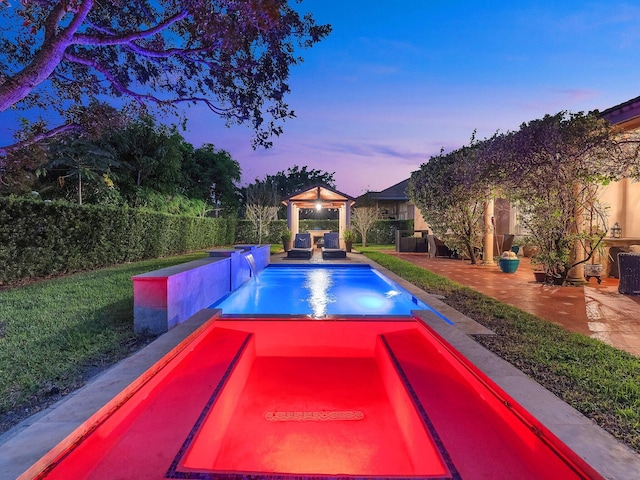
1, 249, 639, 479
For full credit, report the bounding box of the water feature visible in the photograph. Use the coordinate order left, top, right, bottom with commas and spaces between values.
243, 252, 256, 277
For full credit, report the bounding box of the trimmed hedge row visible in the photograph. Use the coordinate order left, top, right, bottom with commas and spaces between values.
235, 219, 413, 245
0, 197, 236, 285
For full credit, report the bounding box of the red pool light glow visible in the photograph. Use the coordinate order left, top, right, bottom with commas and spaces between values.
26, 318, 604, 480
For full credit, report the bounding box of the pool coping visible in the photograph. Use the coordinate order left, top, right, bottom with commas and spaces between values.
1, 254, 640, 479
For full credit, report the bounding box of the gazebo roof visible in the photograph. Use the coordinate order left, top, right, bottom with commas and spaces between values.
283, 184, 355, 209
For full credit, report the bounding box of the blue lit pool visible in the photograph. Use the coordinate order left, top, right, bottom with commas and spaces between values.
212, 264, 432, 317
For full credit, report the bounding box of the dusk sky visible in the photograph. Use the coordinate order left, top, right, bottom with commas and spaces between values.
184, 1, 640, 196
4, 2, 640, 196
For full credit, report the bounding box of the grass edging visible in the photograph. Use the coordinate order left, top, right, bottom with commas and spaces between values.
361, 247, 640, 454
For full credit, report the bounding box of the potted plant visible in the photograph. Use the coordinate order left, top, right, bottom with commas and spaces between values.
521, 237, 540, 258
530, 257, 547, 283
342, 228, 356, 252
498, 250, 520, 273
281, 229, 293, 252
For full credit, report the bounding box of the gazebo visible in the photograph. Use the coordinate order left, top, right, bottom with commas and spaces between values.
283, 185, 356, 248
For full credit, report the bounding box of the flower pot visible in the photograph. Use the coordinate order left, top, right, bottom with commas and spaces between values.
345, 240, 353, 253
498, 258, 520, 273
511, 245, 520, 255
522, 246, 540, 258
533, 271, 546, 283
282, 240, 292, 252
584, 264, 603, 277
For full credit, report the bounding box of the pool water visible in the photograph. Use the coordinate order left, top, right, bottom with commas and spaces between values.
212, 265, 429, 317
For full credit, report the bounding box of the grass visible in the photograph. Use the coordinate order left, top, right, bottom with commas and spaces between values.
0, 251, 208, 433
359, 245, 640, 453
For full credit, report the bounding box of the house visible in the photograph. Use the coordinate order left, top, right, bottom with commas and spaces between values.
357, 179, 429, 230
599, 96, 640, 238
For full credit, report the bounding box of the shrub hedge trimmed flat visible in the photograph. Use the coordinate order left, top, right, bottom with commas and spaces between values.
0, 197, 236, 285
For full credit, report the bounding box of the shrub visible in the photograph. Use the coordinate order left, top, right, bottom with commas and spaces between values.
0, 197, 236, 286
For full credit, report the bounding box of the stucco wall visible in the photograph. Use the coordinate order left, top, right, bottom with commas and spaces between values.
600, 178, 640, 237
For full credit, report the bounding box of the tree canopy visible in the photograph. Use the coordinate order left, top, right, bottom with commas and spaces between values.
409, 110, 640, 281
0, 0, 331, 156
408, 140, 486, 264
2, 111, 242, 216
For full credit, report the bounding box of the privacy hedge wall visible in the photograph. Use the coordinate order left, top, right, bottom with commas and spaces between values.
0, 197, 236, 285
234, 219, 413, 245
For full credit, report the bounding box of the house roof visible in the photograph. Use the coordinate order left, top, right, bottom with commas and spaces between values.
600, 95, 640, 130
363, 178, 410, 202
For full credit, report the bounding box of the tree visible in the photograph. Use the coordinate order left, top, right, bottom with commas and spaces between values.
409, 141, 486, 264
244, 180, 279, 244
0, 0, 331, 157
45, 135, 116, 204
265, 165, 335, 199
485, 111, 638, 283
181, 143, 241, 216
351, 205, 380, 247
108, 114, 185, 200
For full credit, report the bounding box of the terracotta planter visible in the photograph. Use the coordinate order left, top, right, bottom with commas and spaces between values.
533, 271, 547, 283
522, 246, 540, 258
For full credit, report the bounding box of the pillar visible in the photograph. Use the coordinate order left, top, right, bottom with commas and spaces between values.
482, 196, 495, 265
567, 183, 586, 285
338, 204, 347, 248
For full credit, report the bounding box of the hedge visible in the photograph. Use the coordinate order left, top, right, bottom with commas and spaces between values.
235, 219, 413, 245
0, 197, 236, 286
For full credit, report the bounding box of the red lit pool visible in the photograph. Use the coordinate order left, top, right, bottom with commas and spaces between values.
28, 317, 602, 479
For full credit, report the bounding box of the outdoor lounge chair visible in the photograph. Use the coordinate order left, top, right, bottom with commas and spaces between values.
427, 234, 454, 258
321, 232, 346, 259
287, 233, 314, 259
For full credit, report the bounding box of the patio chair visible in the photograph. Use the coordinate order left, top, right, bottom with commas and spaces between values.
618, 253, 640, 295
427, 235, 454, 258
322, 232, 346, 259
287, 233, 314, 259
493, 235, 515, 256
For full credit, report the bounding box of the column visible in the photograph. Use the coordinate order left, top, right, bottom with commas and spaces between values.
482, 196, 495, 265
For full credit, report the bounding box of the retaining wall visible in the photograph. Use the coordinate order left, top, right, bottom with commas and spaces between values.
132, 245, 270, 334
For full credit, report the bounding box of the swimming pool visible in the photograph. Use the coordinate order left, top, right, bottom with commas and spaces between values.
212, 264, 430, 317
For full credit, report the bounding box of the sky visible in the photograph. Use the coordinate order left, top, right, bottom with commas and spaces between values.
4, 1, 640, 197
182, 0, 640, 196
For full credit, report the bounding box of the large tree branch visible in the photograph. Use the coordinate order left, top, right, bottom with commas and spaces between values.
0, 0, 94, 111
73, 9, 189, 46
0, 123, 81, 156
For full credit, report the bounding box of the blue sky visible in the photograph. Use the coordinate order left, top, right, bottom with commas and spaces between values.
4, 1, 640, 196
186, 1, 640, 195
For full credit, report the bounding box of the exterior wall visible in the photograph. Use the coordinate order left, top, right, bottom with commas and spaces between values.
599, 178, 640, 237
412, 204, 429, 231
